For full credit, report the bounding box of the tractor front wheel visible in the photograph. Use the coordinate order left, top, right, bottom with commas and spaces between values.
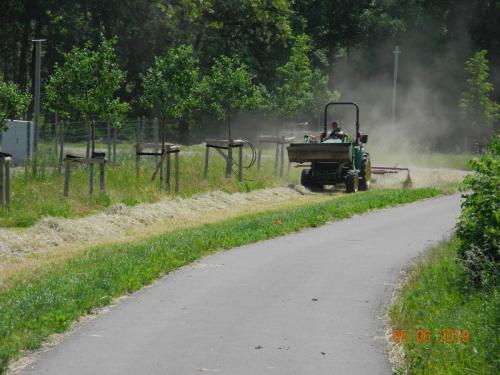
301, 169, 312, 187
345, 170, 359, 193
301, 169, 323, 192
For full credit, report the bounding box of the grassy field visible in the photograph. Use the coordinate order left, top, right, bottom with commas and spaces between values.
1, 144, 293, 227
0, 187, 444, 373
0, 141, 470, 228
389, 240, 499, 374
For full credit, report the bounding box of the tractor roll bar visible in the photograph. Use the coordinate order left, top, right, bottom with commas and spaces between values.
324, 102, 360, 142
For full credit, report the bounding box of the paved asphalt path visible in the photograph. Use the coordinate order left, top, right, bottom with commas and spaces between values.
20, 194, 461, 375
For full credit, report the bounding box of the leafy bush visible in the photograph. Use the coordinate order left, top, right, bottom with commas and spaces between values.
0, 80, 30, 129
456, 134, 499, 288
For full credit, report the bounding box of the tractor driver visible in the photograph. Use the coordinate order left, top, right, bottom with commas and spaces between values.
329, 121, 347, 141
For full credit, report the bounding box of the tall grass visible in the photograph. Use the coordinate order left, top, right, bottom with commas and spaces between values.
0, 187, 442, 373
0, 144, 296, 227
389, 240, 499, 374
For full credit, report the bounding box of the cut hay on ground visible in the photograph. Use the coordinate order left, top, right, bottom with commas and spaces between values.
0, 187, 318, 265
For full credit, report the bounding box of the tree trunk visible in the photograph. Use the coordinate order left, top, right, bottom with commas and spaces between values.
178, 118, 190, 145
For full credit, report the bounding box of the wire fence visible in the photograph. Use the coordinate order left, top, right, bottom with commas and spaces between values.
30, 117, 166, 170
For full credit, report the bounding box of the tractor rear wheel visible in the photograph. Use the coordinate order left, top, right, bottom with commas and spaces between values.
301, 169, 323, 192
358, 154, 372, 191
345, 170, 359, 193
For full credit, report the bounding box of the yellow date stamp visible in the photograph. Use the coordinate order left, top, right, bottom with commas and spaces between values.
392, 328, 470, 344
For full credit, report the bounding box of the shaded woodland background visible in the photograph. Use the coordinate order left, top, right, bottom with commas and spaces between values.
1, 0, 499, 148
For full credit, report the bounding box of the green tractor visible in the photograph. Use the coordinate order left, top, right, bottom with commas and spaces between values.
287, 102, 371, 193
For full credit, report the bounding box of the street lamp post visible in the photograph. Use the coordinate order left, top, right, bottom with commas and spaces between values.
32, 39, 46, 174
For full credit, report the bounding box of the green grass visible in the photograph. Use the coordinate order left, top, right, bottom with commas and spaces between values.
1, 144, 294, 227
389, 240, 499, 375
0, 187, 443, 373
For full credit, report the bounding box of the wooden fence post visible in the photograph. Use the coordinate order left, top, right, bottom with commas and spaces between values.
0, 159, 4, 208
226, 145, 233, 179
174, 151, 179, 194
63, 160, 70, 197
166, 146, 171, 192
274, 143, 279, 175
89, 163, 94, 195
86, 123, 91, 158
279, 142, 285, 177
107, 120, 111, 159
112, 126, 117, 166
54, 114, 58, 156
99, 160, 105, 193
58, 120, 64, 173
135, 143, 141, 178
159, 154, 164, 190
238, 145, 243, 181
5, 159, 10, 207
153, 117, 159, 164
204, 145, 210, 180
257, 143, 262, 171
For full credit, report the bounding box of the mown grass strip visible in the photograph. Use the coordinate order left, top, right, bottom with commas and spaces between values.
0, 187, 442, 372
389, 240, 499, 374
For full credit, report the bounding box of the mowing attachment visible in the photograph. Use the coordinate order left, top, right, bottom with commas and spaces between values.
371, 166, 412, 188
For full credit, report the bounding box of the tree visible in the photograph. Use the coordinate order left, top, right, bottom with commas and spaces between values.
141, 45, 200, 144
45, 37, 129, 124
0, 80, 30, 130
459, 50, 500, 130
200, 55, 263, 138
307, 70, 340, 127
272, 34, 339, 127
272, 34, 314, 121
161, 0, 294, 85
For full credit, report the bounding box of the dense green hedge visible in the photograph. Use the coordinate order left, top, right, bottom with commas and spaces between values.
456, 134, 499, 288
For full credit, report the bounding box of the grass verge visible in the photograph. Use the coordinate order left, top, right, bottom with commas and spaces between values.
389, 239, 499, 374
0, 144, 293, 228
0, 187, 443, 373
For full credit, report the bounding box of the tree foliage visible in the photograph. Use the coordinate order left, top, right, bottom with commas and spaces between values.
141, 45, 201, 143
272, 34, 337, 123
200, 55, 264, 122
141, 45, 200, 137
456, 134, 500, 288
2, 0, 500, 142
45, 38, 128, 124
459, 50, 500, 130
0, 80, 30, 130
273, 34, 314, 119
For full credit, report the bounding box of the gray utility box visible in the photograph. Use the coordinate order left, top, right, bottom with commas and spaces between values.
1, 120, 34, 165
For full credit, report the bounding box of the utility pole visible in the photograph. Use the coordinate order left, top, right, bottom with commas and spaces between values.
392, 45, 401, 125
32, 39, 46, 175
